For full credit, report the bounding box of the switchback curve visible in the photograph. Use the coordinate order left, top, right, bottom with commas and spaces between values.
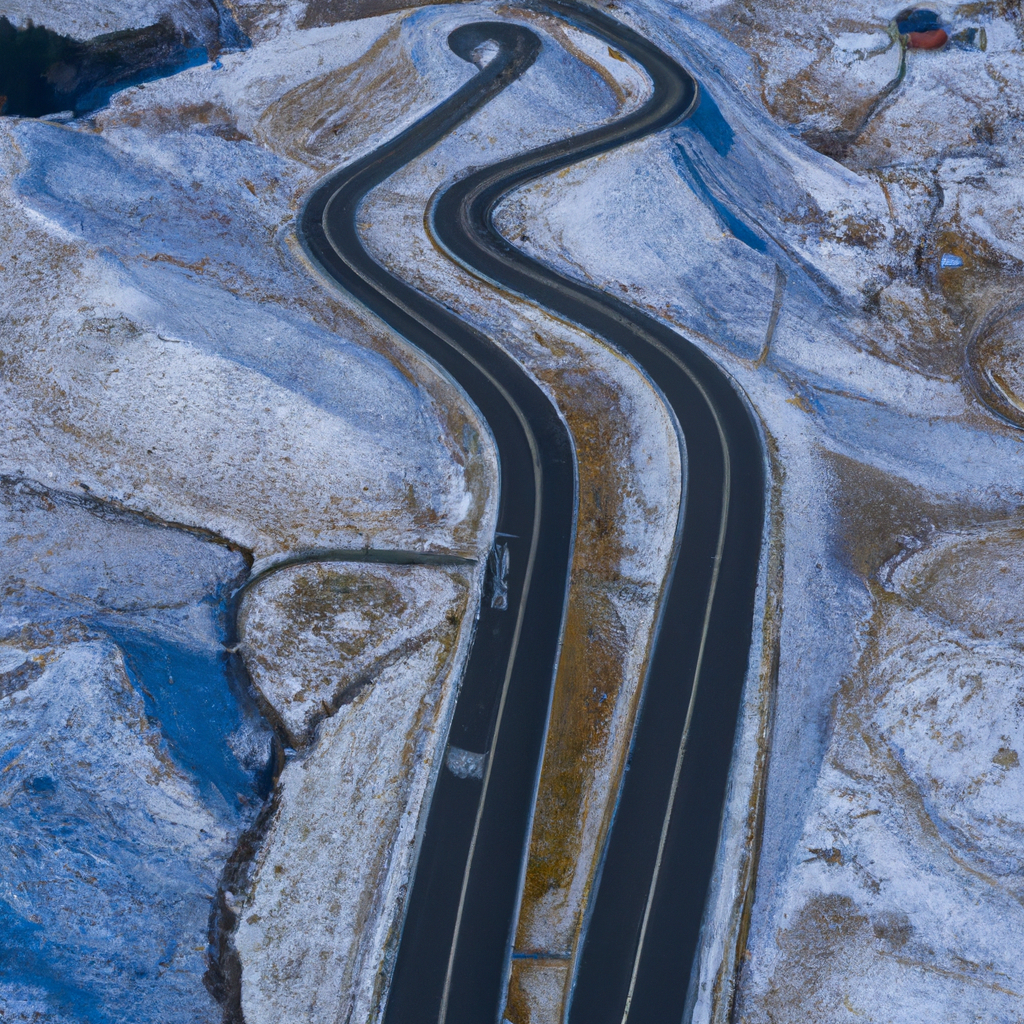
431, 5, 764, 1021
299, 22, 577, 1024
299, 9, 765, 1024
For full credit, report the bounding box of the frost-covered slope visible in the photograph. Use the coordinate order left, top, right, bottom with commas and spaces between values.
0, 8, 498, 1021
493, 1, 1024, 1019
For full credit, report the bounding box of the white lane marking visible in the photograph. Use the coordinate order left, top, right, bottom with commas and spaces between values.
620, 381, 730, 1024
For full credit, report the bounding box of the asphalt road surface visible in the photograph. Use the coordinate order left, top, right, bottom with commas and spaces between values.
298, 6, 764, 1023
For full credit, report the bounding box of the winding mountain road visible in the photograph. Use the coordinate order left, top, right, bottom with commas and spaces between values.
299, 7, 764, 1023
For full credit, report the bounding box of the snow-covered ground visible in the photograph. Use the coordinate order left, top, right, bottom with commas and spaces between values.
6, 0, 1024, 1021
234, 560, 474, 1024
1, 4, 498, 1020
493, 0, 1024, 1018
0, 55, 495, 561
1, 0, 231, 42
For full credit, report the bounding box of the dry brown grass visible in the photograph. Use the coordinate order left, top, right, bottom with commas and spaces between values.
239, 563, 469, 747
504, 358, 672, 1020
253, 21, 418, 171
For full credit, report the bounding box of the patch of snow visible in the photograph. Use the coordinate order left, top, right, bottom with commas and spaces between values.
4, 0, 200, 38
446, 745, 486, 780
833, 31, 892, 57
234, 562, 474, 1024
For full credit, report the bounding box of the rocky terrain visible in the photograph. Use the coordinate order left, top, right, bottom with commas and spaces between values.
0, 477, 268, 1023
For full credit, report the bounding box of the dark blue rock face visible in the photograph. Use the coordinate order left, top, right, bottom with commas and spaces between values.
0, 479, 273, 1022
0, 2, 249, 118
895, 8, 942, 34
